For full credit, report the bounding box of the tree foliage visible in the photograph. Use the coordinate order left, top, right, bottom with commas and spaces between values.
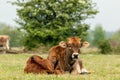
98, 39, 112, 54
93, 24, 106, 46
111, 29, 120, 42
92, 24, 112, 54
12, 0, 98, 49
110, 29, 120, 53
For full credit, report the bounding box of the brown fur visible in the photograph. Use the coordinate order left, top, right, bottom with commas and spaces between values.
0, 35, 10, 50
47, 42, 67, 74
48, 37, 89, 74
24, 55, 54, 74
24, 37, 89, 74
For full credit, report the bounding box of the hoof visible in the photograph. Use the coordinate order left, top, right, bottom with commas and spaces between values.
80, 71, 91, 74
80, 69, 92, 74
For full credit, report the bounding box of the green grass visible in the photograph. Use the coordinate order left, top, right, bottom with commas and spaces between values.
0, 53, 120, 80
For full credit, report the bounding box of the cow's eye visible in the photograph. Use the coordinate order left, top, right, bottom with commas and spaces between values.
67, 45, 72, 49
67, 44, 71, 47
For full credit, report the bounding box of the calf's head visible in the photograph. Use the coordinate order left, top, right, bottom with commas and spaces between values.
59, 37, 89, 60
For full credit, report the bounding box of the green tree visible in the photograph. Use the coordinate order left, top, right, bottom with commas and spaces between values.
93, 24, 106, 46
92, 24, 112, 54
111, 29, 120, 53
98, 39, 112, 54
12, 0, 98, 49
111, 29, 120, 42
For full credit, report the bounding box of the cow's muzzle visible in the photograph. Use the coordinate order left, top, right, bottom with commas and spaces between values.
72, 53, 79, 60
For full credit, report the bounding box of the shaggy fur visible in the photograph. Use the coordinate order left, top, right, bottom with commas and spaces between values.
0, 35, 10, 50
24, 37, 90, 74
47, 41, 67, 74
48, 37, 90, 74
24, 55, 54, 74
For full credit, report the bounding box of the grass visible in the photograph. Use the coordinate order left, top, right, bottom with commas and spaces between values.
0, 53, 120, 80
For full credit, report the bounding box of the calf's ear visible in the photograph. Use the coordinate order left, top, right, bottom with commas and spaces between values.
81, 41, 90, 47
59, 41, 67, 48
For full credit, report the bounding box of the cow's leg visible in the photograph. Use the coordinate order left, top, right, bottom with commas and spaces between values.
54, 61, 65, 74
2, 44, 6, 50
70, 59, 81, 74
6, 39, 9, 50
2, 44, 6, 53
78, 59, 91, 74
71, 59, 89, 74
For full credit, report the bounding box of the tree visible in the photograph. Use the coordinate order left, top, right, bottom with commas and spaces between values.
111, 29, 120, 42
93, 24, 106, 46
92, 24, 112, 54
98, 39, 112, 54
110, 29, 120, 53
12, 0, 98, 49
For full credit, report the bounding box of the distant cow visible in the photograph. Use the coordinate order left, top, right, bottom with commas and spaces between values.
0, 35, 10, 50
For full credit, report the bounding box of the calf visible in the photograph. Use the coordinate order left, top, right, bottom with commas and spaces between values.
48, 37, 90, 74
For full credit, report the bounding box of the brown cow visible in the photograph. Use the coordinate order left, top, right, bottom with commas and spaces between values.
24, 37, 90, 74
48, 37, 90, 74
0, 35, 10, 50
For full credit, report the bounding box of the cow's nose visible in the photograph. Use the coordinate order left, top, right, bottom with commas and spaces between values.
74, 54, 78, 59
72, 53, 79, 59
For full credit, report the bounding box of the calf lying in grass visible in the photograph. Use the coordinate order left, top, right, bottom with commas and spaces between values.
24, 37, 91, 74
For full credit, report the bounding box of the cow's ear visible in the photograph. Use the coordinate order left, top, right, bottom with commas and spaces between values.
81, 41, 90, 47
59, 41, 67, 48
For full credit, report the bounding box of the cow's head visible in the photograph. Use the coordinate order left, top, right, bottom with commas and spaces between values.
59, 37, 89, 60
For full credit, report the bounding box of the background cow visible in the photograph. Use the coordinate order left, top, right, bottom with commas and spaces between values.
0, 35, 10, 50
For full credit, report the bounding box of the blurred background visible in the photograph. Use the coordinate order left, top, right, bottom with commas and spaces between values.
0, 0, 120, 54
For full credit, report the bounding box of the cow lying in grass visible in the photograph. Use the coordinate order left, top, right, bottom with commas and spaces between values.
48, 37, 90, 74
24, 37, 90, 74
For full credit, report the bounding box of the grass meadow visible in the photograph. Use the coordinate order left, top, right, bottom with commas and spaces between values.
0, 53, 120, 80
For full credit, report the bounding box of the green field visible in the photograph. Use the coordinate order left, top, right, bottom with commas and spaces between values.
0, 53, 120, 80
